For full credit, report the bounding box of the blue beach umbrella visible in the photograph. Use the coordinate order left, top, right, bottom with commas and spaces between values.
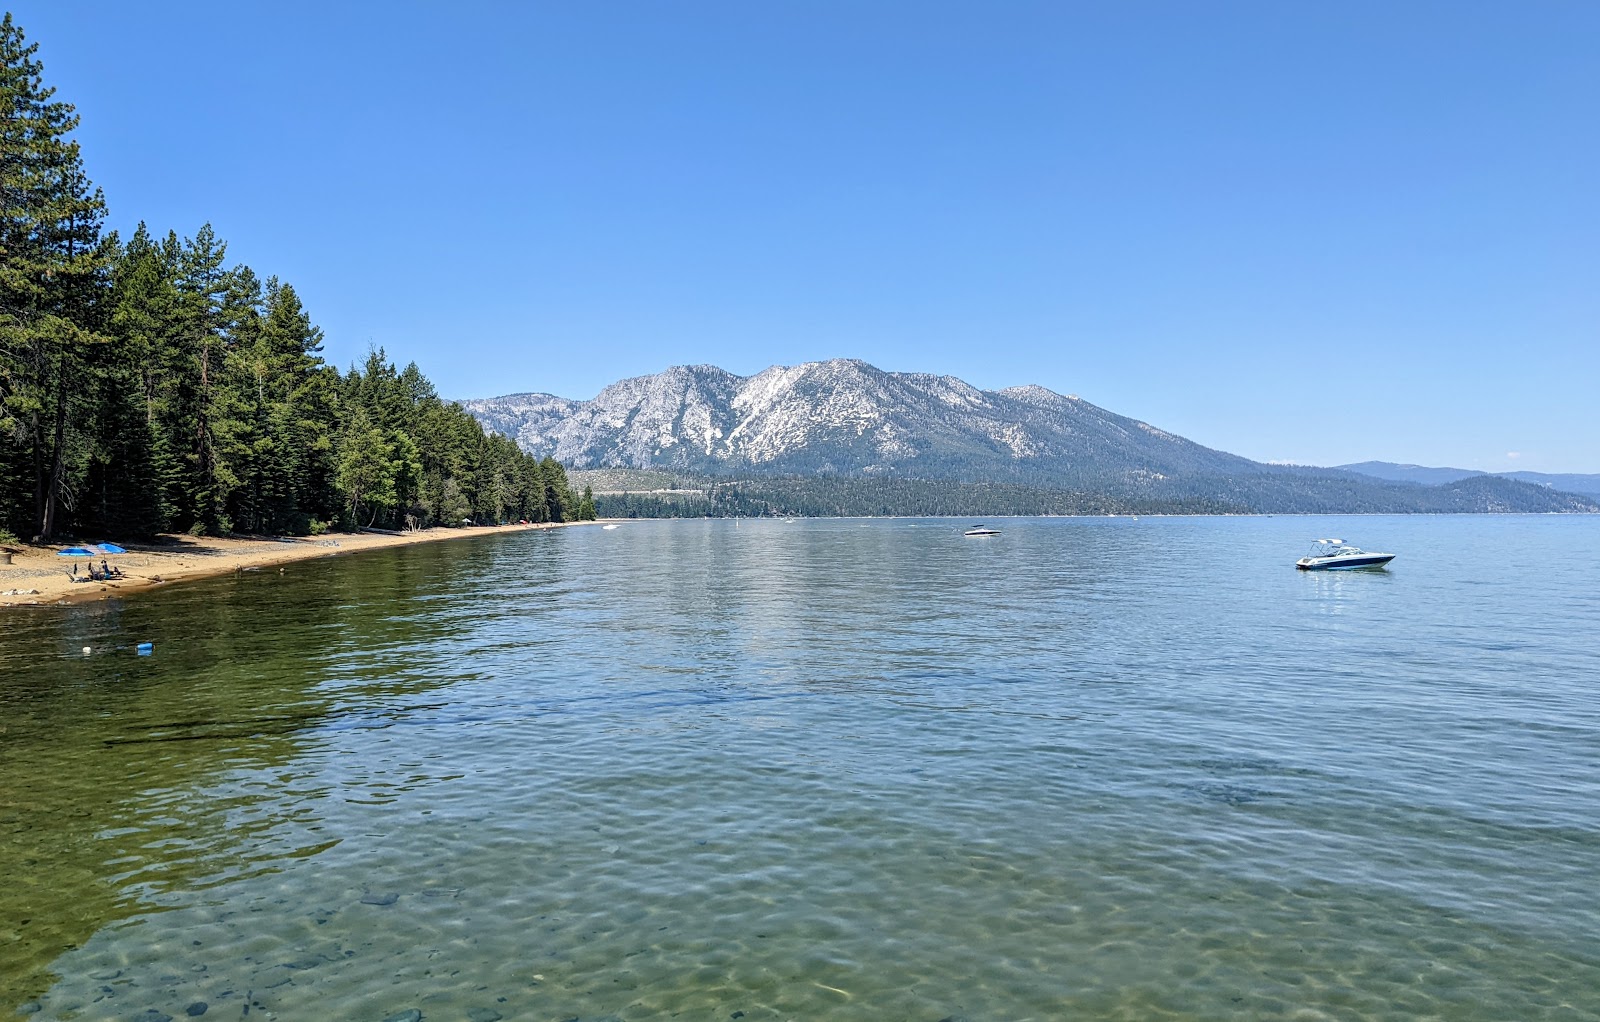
96, 543, 127, 554
57, 547, 95, 556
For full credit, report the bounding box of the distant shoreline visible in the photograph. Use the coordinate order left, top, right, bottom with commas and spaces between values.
0, 521, 606, 610
595, 510, 1598, 520
8, 511, 1590, 609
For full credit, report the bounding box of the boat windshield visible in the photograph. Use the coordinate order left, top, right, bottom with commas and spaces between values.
1307, 538, 1365, 557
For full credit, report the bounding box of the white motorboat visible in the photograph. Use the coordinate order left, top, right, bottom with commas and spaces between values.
964, 525, 1001, 537
1295, 539, 1395, 571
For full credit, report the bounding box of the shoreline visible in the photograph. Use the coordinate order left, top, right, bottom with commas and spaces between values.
0, 521, 604, 609
7, 511, 1590, 609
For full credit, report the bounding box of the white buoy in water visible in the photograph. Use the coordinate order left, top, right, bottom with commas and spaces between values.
82, 646, 91, 655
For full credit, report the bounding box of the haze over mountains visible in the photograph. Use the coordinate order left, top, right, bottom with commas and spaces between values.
1337, 462, 1600, 497
460, 360, 1598, 515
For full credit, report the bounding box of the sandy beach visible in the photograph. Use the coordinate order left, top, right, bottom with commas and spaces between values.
0, 521, 602, 609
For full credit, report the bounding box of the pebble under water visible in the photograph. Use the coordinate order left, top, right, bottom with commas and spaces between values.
2, 515, 1599, 1020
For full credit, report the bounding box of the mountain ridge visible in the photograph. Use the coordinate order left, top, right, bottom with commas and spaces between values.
457, 360, 1598, 514
458, 358, 1261, 484
1337, 461, 1600, 497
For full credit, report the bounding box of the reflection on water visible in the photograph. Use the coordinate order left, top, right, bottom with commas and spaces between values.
3, 517, 1599, 1020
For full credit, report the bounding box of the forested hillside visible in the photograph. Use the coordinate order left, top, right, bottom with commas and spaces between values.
594, 477, 1232, 518
468, 363, 1598, 515
584, 469, 1600, 518
0, 15, 590, 542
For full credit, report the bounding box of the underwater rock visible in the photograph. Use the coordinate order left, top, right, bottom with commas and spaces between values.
467, 1009, 503, 1022
360, 892, 399, 906
186, 1003, 208, 1017
382, 1011, 422, 1022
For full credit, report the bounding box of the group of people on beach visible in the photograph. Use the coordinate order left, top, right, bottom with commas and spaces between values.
69, 559, 124, 583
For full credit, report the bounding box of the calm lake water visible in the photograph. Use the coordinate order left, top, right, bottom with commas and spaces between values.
2, 516, 1598, 1021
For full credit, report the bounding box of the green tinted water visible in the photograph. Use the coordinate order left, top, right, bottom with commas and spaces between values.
3, 517, 1598, 1020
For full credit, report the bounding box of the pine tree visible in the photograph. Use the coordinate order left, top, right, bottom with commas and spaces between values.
251, 279, 328, 531
336, 406, 399, 528
0, 14, 112, 539
171, 224, 231, 532
6, 11, 578, 540
539, 457, 575, 522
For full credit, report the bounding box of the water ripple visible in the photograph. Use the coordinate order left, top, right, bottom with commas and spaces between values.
3, 516, 1599, 1019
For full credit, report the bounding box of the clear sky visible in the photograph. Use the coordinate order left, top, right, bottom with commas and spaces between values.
11, 1, 1598, 471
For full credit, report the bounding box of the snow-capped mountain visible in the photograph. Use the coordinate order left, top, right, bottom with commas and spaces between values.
457, 360, 1600, 513
458, 358, 1258, 485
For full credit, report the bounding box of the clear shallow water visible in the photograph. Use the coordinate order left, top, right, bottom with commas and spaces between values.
2, 515, 1598, 1021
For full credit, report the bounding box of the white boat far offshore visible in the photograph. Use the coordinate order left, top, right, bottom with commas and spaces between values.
1296, 539, 1395, 571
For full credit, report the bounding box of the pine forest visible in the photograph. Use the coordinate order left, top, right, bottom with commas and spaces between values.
0, 14, 593, 544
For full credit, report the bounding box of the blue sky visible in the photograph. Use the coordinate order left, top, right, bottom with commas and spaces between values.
13, 2, 1598, 471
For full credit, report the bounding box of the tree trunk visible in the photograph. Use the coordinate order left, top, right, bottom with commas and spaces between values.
40, 378, 68, 541
31, 410, 46, 539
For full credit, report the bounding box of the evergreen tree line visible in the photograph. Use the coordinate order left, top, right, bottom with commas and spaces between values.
589, 471, 1599, 518
594, 477, 1236, 519
0, 15, 593, 542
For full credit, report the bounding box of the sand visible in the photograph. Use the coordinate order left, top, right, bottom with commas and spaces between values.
0, 521, 603, 609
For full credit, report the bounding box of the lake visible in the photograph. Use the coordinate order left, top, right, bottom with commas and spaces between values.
3, 515, 1598, 1020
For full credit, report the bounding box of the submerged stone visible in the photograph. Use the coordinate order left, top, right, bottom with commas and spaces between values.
467, 1009, 502, 1022
185, 1003, 208, 1017
360, 892, 399, 906
382, 1011, 422, 1022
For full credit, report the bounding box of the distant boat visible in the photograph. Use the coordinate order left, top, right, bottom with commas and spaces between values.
601, 524, 619, 530
1295, 539, 1395, 571
964, 525, 1001, 537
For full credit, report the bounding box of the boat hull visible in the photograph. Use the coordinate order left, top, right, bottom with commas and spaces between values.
1296, 554, 1395, 571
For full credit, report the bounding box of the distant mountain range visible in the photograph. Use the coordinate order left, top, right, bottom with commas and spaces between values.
1337, 462, 1600, 497
462, 360, 1260, 481
459, 360, 1598, 515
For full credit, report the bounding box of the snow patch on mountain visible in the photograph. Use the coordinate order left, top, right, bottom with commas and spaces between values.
458, 359, 1258, 483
